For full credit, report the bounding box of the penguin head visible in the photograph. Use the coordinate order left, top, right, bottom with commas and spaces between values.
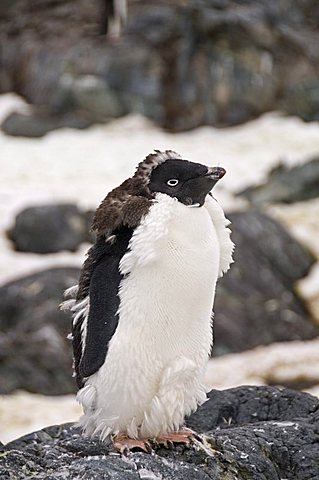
93, 150, 226, 236
148, 158, 226, 206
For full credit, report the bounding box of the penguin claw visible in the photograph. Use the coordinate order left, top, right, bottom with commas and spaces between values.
112, 429, 195, 454
112, 434, 152, 454
154, 429, 194, 446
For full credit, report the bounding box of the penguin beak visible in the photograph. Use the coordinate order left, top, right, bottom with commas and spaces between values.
205, 166, 226, 180
182, 165, 226, 206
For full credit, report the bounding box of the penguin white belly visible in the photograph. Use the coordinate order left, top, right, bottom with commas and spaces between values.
79, 194, 220, 439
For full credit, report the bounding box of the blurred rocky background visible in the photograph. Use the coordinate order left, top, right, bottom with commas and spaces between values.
0, 0, 319, 468
1, 0, 319, 136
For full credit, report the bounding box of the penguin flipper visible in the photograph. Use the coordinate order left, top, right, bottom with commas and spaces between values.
72, 227, 133, 386
79, 254, 123, 379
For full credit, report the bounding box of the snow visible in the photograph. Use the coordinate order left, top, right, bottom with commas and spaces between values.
0, 391, 81, 444
205, 338, 319, 392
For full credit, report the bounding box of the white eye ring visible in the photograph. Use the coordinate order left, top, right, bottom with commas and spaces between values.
167, 179, 179, 187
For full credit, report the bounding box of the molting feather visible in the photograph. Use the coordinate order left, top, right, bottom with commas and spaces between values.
92, 150, 181, 238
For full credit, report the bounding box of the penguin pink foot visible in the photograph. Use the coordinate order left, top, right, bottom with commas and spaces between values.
154, 428, 194, 447
112, 433, 152, 454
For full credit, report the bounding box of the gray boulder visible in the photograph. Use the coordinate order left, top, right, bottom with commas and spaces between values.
214, 210, 318, 355
237, 157, 319, 205
1, 386, 319, 479
9, 204, 88, 253
0, 267, 79, 394
1, 110, 94, 138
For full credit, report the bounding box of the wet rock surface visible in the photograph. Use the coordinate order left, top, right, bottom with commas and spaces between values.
1, 0, 319, 135
238, 157, 319, 205
9, 204, 90, 253
0, 267, 79, 394
214, 210, 318, 355
1, 386, 319, 479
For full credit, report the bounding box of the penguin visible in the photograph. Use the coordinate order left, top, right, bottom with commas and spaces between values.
61, 150, 234, 452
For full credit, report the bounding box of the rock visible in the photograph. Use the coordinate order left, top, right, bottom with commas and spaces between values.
71, 74, 126, 119
1, 110, 94, 137
237, 157, 319, 205
213, 210, 319, 355
281, 81, 319, 123
1, 386, 319, 479
9, 204, 88, 253
0, 267, 80, 395
2, 1, 319, 135
187, 384, 319, 431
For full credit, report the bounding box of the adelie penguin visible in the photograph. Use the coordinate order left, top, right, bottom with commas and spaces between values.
61, 150, 234, 452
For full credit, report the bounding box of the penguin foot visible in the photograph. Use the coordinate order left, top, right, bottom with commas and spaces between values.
154, 428, 194, 446
112, 433, 152, 454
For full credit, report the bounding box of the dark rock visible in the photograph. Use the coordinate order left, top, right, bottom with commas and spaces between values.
281, 81, 319, 122
71, 74, 126, 119
9, 204, 88, 253
1, 110, 95, 137
0, 267, 79, 394
213, 210, 318, 355
237, 157, 319, 205
2, 0, 319, 135
187, 385, 319, 431
1, 386, 319, 479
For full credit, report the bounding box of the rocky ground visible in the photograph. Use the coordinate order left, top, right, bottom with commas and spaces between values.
1, 386, 319, 479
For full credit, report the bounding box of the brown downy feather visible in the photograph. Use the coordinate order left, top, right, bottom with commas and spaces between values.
91, 150, 181, 238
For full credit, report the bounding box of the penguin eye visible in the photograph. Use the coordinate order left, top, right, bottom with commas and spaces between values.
167, 179, 179, 187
